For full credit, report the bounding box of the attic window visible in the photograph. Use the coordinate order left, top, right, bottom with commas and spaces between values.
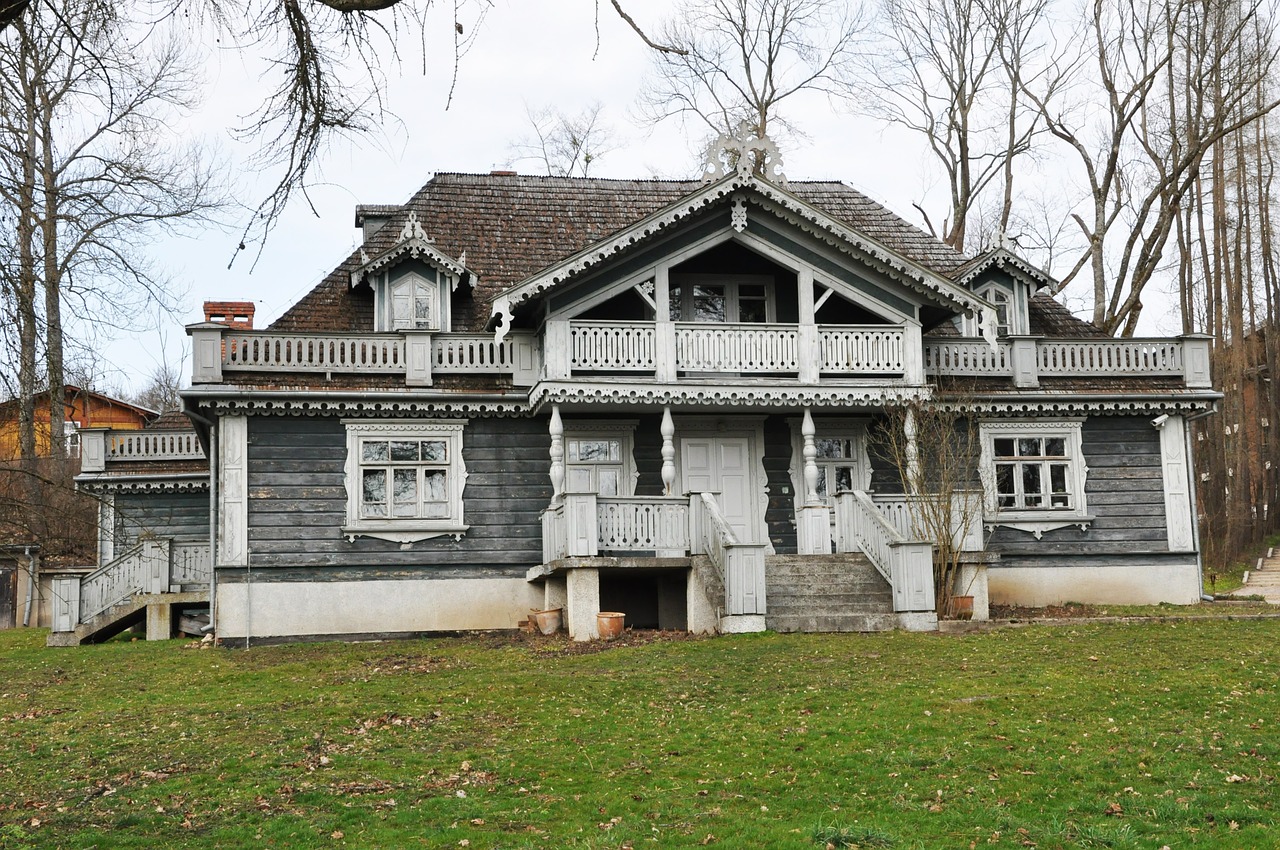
975, 283, 1023, 336
385, 272, 440, 331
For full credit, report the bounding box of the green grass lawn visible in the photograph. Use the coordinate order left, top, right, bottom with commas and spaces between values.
1, 621, 1277, 849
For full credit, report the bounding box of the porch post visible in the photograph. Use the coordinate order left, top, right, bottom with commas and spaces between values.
549, 405, 565, 503
797, 407, 832, 554
660, 406, 676, 496
654, 267, 678, 382
904, 406, 920, 494
797, 268, 819, 383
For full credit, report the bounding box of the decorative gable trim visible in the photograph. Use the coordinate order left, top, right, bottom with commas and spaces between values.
488, 174, 991, 331
351, 210, 473, 290
953, 247, 1054, 292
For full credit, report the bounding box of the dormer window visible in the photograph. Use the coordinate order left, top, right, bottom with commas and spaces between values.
392, 274, 437, 330
972, 282, 1025, 337
375, 268, 449, 332
986, 287, 1011, 336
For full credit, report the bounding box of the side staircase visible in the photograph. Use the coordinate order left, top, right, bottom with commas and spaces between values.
765, 553, 897, 632
47, 537, 210, 646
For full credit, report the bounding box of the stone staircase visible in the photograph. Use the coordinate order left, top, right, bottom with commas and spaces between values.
765, 553, 897, 632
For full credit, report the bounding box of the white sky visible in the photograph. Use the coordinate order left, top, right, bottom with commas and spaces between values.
96, 0, 1176, 393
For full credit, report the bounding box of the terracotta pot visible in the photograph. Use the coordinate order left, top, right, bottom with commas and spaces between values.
949, 595, 975, 621
596, 611, 625, 640
533, 608, 562, 636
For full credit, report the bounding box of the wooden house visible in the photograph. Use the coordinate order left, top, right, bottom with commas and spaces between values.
48, 146, 1221, 645
0, 385, 156, 461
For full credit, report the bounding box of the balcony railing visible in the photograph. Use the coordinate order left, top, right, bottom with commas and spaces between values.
189, 324, 541, 387
924, 334, 1212, 388
560, 320, 913, 382
80, 427, 207, 472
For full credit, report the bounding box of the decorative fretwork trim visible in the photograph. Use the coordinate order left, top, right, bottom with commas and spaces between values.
76, 475, 210, 494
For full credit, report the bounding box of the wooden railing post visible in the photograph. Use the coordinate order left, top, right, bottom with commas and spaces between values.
187, 322, 225, 383
511, 332, 541, 387
544, 319, 571, 380
143, 538, 172, 594
1180, 333, 1213, 388
901, 323, 924, 384
1008, 335, 1041, 388
79, 428, 108, 473
562, 492, 598, 557
403, 330, 433, 387
52, 577, 81, 632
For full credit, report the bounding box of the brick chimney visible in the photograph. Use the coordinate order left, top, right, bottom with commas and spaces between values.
203, 301, 255, 330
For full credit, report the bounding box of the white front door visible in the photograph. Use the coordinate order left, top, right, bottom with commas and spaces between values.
680, 435, 760, 544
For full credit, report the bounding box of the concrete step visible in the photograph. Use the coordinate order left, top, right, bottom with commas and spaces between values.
767, 613, 899, 633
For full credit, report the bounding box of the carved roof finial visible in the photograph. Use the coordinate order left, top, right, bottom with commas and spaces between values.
702, 120, 786, 185
399, 209, 432, 244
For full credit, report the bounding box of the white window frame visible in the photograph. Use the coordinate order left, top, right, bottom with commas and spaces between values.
64, 420, 81, 459
562, 422, 637, 497
965, 281, 1027, 337
669, 274, 776, 323
979, 419, 1092, 538
342, 419, 468, 543
787, 418, 871, 512
375, 269, 453, 333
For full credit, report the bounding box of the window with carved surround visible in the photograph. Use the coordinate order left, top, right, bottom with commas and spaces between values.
343, 419, 467, 543
564, 423, 637, 497
787, 419, 870, 508
979, 420, 1092, 537
375, 269, 447, 332
970, 282, 1025, 337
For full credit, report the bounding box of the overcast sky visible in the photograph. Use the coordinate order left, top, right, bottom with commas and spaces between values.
96, 0, 1174, 394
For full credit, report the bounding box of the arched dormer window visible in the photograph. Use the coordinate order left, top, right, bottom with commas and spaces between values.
377, 269, 446, 332
974, 282, 1025, 337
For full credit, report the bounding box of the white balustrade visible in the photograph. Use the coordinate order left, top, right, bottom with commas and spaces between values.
690, 493, 766, 615
107, 430, 204, 462
78, 542, 148, 622
675, 323, 799, 373
1037, 340, 1183, 375
224, 333, 404, 373
871, 491, 984, 553
170, 542, 212, 585
434, 334, 517, 372
596, 497, 689, 552
819, 326, 905, 373
833, 491, 934, 613
570, 321, 657, 371
923, 340, 1011, 374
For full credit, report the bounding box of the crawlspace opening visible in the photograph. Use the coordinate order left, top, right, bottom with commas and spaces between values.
598, 569, 688, 631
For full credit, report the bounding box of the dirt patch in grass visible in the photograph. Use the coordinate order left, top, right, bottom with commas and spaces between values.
504, 627, 710, 657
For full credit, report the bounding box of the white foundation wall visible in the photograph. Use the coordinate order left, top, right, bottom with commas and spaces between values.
988, 563, 1202, 607
215, 576, 544, 639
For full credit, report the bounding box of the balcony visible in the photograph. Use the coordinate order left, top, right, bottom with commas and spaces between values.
923, 334, 1213, 388
79, 427, 207, 472
552, 319, 920, 383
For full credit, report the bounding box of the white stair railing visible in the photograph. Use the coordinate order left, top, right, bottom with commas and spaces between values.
53, 538, 212, 632
833, 491, 934, 613
689, 493, 766, 616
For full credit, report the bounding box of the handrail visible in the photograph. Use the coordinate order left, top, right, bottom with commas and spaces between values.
690, 492, 766, 616
107, 430, 205, 462
834, 491, 935, 613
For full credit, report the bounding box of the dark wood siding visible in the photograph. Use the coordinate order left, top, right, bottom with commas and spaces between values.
763, 416, 798, 554
987, 415, 1170, 556
246, 415, 551, 571
115, 491, 209, 547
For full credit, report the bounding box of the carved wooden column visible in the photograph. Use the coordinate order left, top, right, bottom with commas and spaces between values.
904, 405, 920, 494
797, 407, 832, 554
549, 405, 565, 503
660, 406, 676, 496
797, 268, 819, 384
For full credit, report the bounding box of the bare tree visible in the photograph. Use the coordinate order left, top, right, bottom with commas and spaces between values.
0, 0, 222, 465
638, 0, 867, 168
131, 362, 186, 413
857, 0, 1046, 251
507, 102, 616, 178
1020, 0, 1280, 335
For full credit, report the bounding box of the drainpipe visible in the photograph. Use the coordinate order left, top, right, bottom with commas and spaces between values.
21, 544, 36, 627
184, 404, 218, 633
1185, 403, 1218, 602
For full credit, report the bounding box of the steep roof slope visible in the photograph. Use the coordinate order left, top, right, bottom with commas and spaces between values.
271, 172, 971, 334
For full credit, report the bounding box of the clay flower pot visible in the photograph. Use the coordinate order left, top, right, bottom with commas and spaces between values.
949, 595, 975, 621
533, 608, 562, 636
596, 611, 625, 640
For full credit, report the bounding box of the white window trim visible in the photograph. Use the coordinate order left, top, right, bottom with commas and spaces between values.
964, 281, 1027, 337
342, 418, 468, 544
979, 419, 1092, 539
374, 269, 453, 333
786, 418, 871, 513
562, 421, 638, 497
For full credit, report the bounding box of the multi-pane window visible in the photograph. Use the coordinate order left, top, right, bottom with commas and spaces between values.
986, 288, 1011, 336
814, 437, 858, 502
388, 273, 438, 331
566, 437, 625, 496
343, 419, 467, 542
980, 421, 1089, 533
359, 438, 450, 519
669, 276, 774, 323
992, 436, 1071, 510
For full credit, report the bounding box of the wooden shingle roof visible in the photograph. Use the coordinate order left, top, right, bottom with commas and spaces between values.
271, 172, 972, 335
